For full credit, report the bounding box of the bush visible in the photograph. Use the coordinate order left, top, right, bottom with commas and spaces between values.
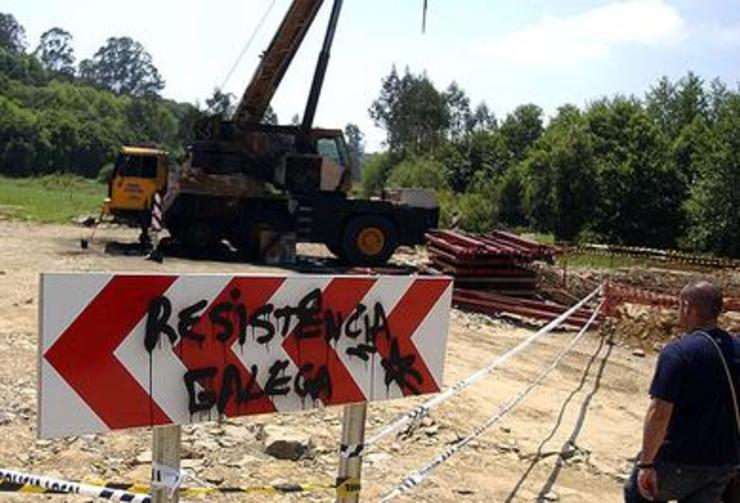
386, 156, 449, 191
438, 189, 497, 233
97, 163, 114, 183
361, 151, 395, 197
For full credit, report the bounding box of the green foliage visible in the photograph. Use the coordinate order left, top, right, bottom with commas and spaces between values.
497, 165, 528, 228
520, 107, 598, 240
361, 151, 395, 197
0, 174, 104, 222
79, 37, 164, 97
585, 97, 684, 247
499, 104, 544, 162
205, 88, 235, 118
683, 94, 740, 257
386, 156, 448, 191
0, 47, 47, 85
97, 163, 114, 183
367, 69, 739, 256
0, 13, 25, 53
438, 190, 497, 233
35, 28, 75, 76
0, 35, 192, 177
344, 123, 365, 181
369, 66, 450, 155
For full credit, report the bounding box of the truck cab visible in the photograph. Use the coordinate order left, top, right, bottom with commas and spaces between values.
104, 146, 168, 226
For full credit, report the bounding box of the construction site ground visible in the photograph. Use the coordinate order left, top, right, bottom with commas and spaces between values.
2, 219, 737, 502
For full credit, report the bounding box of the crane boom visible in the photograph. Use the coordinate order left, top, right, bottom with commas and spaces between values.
233, 0, 325, 125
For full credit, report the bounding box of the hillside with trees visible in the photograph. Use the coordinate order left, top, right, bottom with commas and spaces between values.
0, 12, 197, 178
365, 66, 740, 257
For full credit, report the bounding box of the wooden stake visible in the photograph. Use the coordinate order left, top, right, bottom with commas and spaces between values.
151, 425, 181, 503
336, 403, 367, 503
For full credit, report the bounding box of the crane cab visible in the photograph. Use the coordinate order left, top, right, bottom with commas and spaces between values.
104, 146, 168, 226
313, 128, 353, 193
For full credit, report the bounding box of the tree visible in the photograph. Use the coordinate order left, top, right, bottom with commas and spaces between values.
79, 37, 164, 97
0, 96, 38, 175
35, 28, 75, 76
499, 104, 543, 162
444, 82, 473, 140
472, 102, 497, 131
369, 66, 449, 155
683, 94, 740, 257
263, 105, 278, 125
0, 13, 25, 53
124, 98, 179, 154
520, 109, 598, 240
344, 123, 365, 181
646, 72, 709, 139
205, 88, 234, 118
585, 97, 683, 247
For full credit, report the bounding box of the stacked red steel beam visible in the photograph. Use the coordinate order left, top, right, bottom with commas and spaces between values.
427, 230, 556, 295
427, 230, 597, 327
454, 289, 598, 328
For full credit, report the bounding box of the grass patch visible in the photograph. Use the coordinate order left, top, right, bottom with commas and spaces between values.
558, 252, 649, 269
0, 174, 105, 223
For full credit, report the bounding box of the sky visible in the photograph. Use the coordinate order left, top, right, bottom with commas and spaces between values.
4, 0, 740, 150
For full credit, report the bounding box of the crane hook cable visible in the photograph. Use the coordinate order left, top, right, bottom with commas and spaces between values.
218, 0, 279, 93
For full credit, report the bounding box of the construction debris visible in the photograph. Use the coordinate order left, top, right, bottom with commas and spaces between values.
427, 230, 556, 296
427, 230, 596, 327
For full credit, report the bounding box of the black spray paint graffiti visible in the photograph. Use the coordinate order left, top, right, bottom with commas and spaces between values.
143, 287, 425, 414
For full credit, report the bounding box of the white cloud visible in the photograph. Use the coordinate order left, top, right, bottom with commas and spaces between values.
480, 0, 686, 68
706, 24, 740, 47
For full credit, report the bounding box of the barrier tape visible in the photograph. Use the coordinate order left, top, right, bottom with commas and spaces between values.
151, 462, 182, 498
572, 243, 740, 269
0, 468, 359, 499
339, 443, 365, 459
365, 285, 603, 449
0, 468, 152, 502
379, 301, 605, 501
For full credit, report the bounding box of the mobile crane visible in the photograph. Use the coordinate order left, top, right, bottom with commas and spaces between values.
105, 0, 439, 265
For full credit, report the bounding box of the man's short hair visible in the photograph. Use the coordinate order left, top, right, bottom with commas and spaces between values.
681, 280, 723, 320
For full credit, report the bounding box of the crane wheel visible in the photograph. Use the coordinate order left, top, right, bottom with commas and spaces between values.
341, 215, 398, 266
235, 212, 291, 261
183, 221, 214, 256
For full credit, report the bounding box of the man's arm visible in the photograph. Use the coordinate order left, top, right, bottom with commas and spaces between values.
637, 398, 674, 500
640, 398, 674, 463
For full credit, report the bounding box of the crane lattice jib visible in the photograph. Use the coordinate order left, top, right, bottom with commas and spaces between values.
234, 0, 325, 125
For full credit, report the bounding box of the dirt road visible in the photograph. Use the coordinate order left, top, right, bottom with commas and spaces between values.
0, 220, 655, 502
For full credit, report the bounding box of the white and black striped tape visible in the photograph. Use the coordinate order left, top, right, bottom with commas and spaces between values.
378, 302, 604, 502
339, 443, 365, 459
366, 286, 602, 449
0, 468, 152, 503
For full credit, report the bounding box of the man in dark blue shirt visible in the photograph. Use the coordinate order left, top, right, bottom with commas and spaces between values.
625, 281, 739, 503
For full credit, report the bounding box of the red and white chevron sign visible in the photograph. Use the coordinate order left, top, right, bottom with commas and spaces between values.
38, 273, 453, 438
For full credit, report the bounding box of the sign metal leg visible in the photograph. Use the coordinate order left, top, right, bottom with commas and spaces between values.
152, 425, 181, 503
336, 402, 367, 503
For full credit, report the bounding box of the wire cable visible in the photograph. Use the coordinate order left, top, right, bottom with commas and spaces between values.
218, 0, 279, 92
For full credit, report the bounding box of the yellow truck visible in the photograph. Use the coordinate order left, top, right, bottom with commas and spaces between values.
104, 145, 167, 229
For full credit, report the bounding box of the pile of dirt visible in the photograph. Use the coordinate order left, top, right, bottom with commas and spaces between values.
601, 304, 682, 352
597, 266, 740, 298
602, 304, 740, 353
